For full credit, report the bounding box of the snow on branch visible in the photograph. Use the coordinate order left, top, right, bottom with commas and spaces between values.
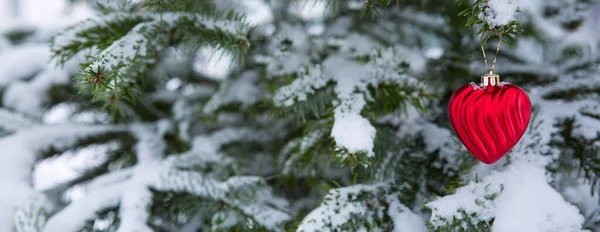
377, 106, 465, 170
85, 167, 134, 192
43, 123, 167, 232
95, 0, 141, 13
167, 127, 272, 173
153, 172, 290, 231
274, 48, 427, 158
51, 12, 248, 62
0, 38, 88, 117
280, 129, 325, 176
210, 210, 243, 231
13, 194, 54, 232
43, 182, 126, 232
116, 123, 168, 232
426, 162, 585, 232
386, 194, 428, 232
85, 21, 160, 81
0, 43, 82, 117
297, 183, 426, 232
481, 0, 520, 29
179, 127, 272, 161
155, 127, 289, 230
41, 123, 288, 231
0, 124, 125, 232
4, 67, 73, 117
203, 71, 261, 113
0, 44, 51, 87
50, 13, 152, 61
455, 0, 522, 41
256, 23, 312, 77
564, 1, 600, 54
51, 11, 250, 104
0, 108, 38, 131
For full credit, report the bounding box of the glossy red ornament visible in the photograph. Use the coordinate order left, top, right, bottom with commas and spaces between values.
448, 73, 532, 164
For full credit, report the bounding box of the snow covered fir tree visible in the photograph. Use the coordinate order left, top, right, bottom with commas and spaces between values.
1, 0, 600, 231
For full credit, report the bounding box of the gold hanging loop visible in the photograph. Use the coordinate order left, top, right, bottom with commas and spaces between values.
480, 36, 502, 73
490, 37, 502, 72
480, 36, 502, 86
480, 44, 489, 72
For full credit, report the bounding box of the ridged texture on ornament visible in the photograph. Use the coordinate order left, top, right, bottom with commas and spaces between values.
448, 83, 532, 164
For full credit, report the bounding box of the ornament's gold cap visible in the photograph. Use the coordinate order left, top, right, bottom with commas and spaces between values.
481, 71, 500, 86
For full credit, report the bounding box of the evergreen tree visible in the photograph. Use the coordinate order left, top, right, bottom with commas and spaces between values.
0, 0, 599, 231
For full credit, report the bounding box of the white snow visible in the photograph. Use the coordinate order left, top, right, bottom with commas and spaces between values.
240, 0, 273, 25
297, 184, 376, 231
52, 12, 249, 89
331, 94, 376, 156
43, 123, 166, 232
3, 67, 71, 117
13, 194, 54, 232
290, 0, 329, 21
256, 23, 311, 77
43, 182, 126, 232
116, 124, 166, 232
85, 168, 133, 192
0, 108, 37, 131
427, 162, 585, 232
33, 142, 118, 191
42, 103, 111, 124
151, 128, 289, 231
39, 124, 287, 232
0, 37, 83, 118
51, 13, 148, 51
386, 194, 427, 232
0, 0, 93, 33
480, 0, 519, 28
298, 183, 426, 232
562, 181, 600, 229
0, 44, 50, 86
43, 103, 78, 124
383, 105, 464, 169
0, 35, 9, 51
154, 169, 290, 231
0, 125, 123, 232
86, 21, 153, 76
282, 129, 324, 175
165, 77, 182, 91
192, 46, 234, 80
274, 48, 424, 157
203, 71, 261, 113
565, 1, 600, 54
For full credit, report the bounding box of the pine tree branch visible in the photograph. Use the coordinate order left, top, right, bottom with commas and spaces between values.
550, 117, 600, 196
52, 12, 250, 114
454, 0, 522, 43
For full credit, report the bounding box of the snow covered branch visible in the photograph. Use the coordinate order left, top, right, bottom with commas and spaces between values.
298, 183, 426, 231
203, 71, 261, 113
38, 123, 288, 231
0, 124, 125, 232
51, 11, 250, 106
43, 182, 125, 232
455, 0, 523, 42
274, 47, 428, 160
427, 162, 585, 232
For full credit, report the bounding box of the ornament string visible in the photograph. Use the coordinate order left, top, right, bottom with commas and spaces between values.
480, 37, 502, 73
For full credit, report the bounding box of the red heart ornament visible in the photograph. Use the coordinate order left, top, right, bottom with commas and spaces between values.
448, 74, 532, 164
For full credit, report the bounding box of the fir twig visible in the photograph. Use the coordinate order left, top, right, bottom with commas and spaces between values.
454, 0, 522, 44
